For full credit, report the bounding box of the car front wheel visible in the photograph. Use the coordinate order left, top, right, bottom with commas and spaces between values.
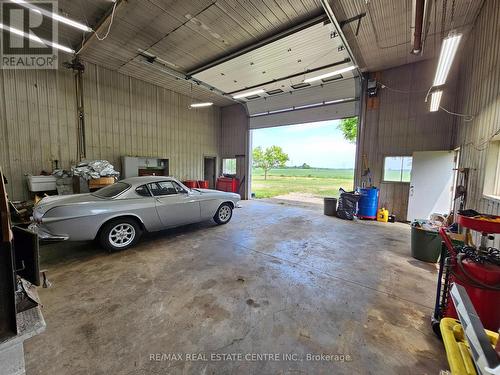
214, 203, 233, 225
99, 218, 142, 251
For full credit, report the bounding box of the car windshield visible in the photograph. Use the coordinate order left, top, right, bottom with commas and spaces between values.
92, 182, 130, 198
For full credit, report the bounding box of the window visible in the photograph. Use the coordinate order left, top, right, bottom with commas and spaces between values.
483, 140, 500, 199
222, 158, 237, 175
93, 182, 129, 198
147, 181, 186, 196
135, 185, 151, 197
172, 181, 187, 193
383, 156, 412, 182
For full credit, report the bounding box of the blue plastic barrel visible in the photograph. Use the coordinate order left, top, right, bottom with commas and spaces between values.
357, 187, 379, 219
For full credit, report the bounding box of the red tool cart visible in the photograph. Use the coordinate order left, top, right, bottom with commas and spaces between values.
432, 212, 500, 335
216, 176, 239, 193
182, 180, 209, 189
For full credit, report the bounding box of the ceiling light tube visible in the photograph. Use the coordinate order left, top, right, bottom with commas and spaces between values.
11, 0, 93, 32
433, 33, 462, 86
232, 89, 265, 99
304, 65, 356, 83
429, 90, 442, 112
0, 23, 75, 53
190, 102, 213, 108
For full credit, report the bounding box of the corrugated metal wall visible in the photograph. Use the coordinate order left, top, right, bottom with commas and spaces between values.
83, 64, 221, 183
454, 0, 500, 220
0, 69, 77, 201
220, 104, 247, 158
356, 59, 456, 220
0, 62, 221, 200
220, 104, 249, 198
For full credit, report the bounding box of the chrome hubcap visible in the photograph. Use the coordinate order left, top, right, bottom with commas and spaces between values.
218, 206, 231, 222
109, 223, 135, 248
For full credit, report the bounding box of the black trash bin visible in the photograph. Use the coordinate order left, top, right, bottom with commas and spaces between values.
324, 197, 337, 216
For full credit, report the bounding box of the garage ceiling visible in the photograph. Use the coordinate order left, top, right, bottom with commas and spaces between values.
50, 0, 481, 106
56, 0, 325, 106
332, 0, 484, 72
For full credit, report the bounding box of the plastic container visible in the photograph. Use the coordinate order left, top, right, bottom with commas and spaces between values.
377, 207, 389, 222
27, 175, 56, 192
357, 187, 379, 219
411, 227, 441, 262
323, 197, 337, 216
440, 318, 498, 375
411, 227, 463, 262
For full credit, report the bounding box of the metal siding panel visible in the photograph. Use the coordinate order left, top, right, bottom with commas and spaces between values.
221, 103, 248, 198
81, 63, 222, 180
357, 59, 457, 221
454, 0, 500, 247
0, 68, 77, 200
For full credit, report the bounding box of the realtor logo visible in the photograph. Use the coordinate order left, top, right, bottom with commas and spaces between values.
1, 0, 58, 69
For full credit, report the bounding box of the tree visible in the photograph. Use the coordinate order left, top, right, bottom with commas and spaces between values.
337, 117, 358, 143
301, 163, 311, 169
253, 146, 289, 180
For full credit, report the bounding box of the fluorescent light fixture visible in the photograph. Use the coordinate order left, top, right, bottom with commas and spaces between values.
433, 33, 462, 86
0, 23, 75, 53
429, 90, 442, 112
232, 89, 265, 99
304, 65, 356, 83
190, 102, 213, 108
11, 0, 93, 32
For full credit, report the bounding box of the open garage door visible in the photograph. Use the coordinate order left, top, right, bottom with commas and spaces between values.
192, 18, 361, 129
248, 78, 360, 129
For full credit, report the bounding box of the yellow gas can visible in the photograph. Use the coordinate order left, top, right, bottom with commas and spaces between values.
377, 208, 389, 222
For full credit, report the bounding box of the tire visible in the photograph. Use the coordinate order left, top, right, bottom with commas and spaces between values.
214, 203, 233, 225
431, 317, 442, 339
99, 217, 142, 252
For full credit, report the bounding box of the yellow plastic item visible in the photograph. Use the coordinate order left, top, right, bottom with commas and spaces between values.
440, 318, 499, 375
377, 207, 389, 222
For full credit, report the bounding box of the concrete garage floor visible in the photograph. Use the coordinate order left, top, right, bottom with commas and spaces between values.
25, 200, 447, 374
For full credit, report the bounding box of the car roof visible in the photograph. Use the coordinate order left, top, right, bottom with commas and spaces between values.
120, 176, 177, 187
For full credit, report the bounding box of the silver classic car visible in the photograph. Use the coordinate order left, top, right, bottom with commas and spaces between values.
29, 176, 240, 251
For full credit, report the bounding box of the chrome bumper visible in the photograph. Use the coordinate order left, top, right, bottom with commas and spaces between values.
28, 223, 69, 241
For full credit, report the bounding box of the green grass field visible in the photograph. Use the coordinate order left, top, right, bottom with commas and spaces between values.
251, 168, 354, 199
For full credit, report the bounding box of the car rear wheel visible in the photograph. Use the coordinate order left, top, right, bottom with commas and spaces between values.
214, 203, 233, 225
99, 218, 142, 251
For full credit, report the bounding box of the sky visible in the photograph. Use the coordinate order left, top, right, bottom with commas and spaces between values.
252, 120, 356, 169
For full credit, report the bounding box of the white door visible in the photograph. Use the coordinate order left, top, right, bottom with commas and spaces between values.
407, 151, 455, 221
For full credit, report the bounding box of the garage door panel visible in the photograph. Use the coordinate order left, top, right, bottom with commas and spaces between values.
249, 101, 358, 129
245, 78, 356, 115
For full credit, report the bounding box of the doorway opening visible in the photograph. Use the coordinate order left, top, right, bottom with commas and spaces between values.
203, 157, 216, 189
250, 119, 357, 207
